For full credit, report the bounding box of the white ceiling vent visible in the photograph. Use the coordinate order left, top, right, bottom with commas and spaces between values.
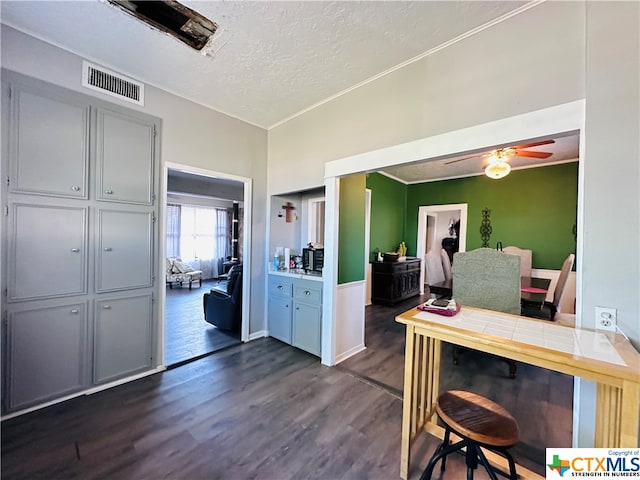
82, 61, 144, 106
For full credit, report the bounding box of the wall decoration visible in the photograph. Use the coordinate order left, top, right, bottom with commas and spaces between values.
480, 207, 492, 247
281, 201, 296, 222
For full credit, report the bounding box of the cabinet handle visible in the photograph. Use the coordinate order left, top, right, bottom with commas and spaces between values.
104, 247, 112, 252
70, 309, 79, 314
71, 186, 80, 192
103, 305, 111, 309
296, 306, 300, 310
277, 285, 283, 290
70, 248, 80, 253
304, 290, 310, 295
104, 189, 113, 195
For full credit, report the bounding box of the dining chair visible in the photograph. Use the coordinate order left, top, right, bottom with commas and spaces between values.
521, 253, 575, 321
424, 250, 446, 286
502, 246, 532, 278
452, 248, 521, 378
440, 248, 453, 282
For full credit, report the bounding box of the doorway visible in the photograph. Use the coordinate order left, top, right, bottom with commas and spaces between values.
160, 163, 252, 367
416, 204, 468, 293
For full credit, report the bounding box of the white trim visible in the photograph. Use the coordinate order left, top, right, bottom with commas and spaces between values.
323, 98, 586, 442
248, 330, 268, 341
321, 177, 340, 366
0, 366, 165, 421
162, 162, 253, 357
269, 1, 544, 130
364, 189, 372, 306
325, 101, 584, 179
416, 204, 468, 293
335, 344, 366, 364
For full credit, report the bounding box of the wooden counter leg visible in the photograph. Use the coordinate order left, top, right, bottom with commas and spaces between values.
400, 325, 416, 480
619, 380, 640, 447
595, 381, 640, 447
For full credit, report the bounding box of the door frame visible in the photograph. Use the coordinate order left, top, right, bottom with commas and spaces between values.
159, 162, 252, 367
416, 204, 468, 293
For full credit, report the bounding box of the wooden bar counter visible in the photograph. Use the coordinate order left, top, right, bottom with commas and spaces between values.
395, 305, 640, 479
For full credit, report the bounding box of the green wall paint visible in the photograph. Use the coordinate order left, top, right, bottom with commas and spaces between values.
338, 175, 366, 284
404, 162, 578, 270
366, 173, 408, 259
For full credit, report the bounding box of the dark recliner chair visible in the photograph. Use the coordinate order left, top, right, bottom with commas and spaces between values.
203, 264, 242, 333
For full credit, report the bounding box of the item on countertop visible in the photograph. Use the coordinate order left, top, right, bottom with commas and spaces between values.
418, 298, 461, 316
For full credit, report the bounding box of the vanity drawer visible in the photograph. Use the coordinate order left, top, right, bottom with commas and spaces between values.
269, 277, 293, 297
293, 282, 322, 304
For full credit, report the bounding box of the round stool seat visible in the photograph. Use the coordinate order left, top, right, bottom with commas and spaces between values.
436, 390, 519, 447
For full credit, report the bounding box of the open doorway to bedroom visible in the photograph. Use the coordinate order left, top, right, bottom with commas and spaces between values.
163, 165, 249, 367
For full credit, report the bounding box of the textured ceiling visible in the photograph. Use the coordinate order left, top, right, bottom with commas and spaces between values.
1, 0, 530, 129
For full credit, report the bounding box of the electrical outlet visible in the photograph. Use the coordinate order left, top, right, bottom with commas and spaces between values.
595, 306, 616, 332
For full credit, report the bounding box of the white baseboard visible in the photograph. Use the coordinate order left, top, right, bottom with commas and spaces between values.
335, 344, 366, 364
249, 330, 268, 341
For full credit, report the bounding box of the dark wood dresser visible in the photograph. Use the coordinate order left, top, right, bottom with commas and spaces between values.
371, 258, 421, 305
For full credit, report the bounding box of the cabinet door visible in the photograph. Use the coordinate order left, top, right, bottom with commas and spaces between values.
268, 295, 292, 344
96, 209, 153, 292
7, 302, 87, 410
96, 108, 155, 205
94, 294, 152, 383
9, 203, 87, 301
292, 301, 322, 356
9, 85, 89, 198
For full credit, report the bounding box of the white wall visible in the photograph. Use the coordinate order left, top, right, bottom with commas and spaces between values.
1, 26, 270, 335
268, 1, 639, 447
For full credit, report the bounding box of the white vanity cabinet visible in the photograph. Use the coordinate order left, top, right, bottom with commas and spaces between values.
268, 273, 322, 357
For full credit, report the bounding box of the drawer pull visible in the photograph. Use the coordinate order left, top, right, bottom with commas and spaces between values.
304, 290, 311, 295
70, 309, 79, 314
71, 186, 80, 192
104, 247, 112, 252
104, 189, 114, 195
277, 285, 283, 290
103, 304, 111, 309
70, 248, 80, 253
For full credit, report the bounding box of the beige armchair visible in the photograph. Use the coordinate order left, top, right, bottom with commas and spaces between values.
166, 258, 203, 290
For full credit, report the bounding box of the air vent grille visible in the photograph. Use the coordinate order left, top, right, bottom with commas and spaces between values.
82, 61, 144, 105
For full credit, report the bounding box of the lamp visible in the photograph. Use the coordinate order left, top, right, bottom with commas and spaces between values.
484, 151, 511, 179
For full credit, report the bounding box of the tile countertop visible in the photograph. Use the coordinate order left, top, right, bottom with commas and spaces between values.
413, 307, 627, 366
269, 268, 323, 282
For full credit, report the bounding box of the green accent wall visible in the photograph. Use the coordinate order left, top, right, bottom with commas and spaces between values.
404, 162, 578, 270
366, 173, 408, 259
338, 174, 366, 284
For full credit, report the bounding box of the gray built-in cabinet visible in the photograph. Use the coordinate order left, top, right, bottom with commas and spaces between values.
268, 274, 322, 356
1, 71, 160, 413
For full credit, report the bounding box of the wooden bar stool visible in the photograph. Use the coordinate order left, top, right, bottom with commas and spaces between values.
420, 390, 520, 480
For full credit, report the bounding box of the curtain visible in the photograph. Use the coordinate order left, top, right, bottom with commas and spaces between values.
171, 205, 230, 279
166, 203, 181, 258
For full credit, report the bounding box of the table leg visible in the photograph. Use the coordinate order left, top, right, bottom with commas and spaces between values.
400, 325, 416, 480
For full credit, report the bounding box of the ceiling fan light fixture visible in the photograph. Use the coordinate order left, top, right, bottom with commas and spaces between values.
485, 160, 511, 179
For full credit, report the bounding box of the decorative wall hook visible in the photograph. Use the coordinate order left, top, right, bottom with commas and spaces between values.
480, 207, 492, 247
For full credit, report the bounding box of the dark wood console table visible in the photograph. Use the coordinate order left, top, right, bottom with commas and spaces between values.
371, 258, 421, 305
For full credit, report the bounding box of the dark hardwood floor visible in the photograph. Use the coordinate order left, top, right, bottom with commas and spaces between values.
1, 291, 572, 479
165, 279, 241, 366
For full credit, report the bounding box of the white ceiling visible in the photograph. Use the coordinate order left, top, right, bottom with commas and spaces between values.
2, 0, 530, 129
1, 0, 579, 183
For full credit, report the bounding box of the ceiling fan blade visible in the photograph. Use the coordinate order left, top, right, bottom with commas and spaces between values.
444, 155, 478, 165
515, 150, 553, 159
513, 139, 555, 149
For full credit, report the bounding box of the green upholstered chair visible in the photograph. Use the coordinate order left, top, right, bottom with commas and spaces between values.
452, 248, 521, 378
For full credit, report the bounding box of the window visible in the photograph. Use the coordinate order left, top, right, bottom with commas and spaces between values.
166, 204, 229, 261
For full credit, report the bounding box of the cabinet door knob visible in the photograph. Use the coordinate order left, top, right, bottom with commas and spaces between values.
70, 309, 79, 314
104, 247, 112, 252
304, 290, 310, 295
104, 189, 113, 195
103, 304, 111, 309
70, 248, 80, 253
296, 306, 300, 310
71, 186, 80, 192
277, 285, 283, 290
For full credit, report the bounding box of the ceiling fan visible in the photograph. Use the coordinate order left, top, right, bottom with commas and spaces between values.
444, 140, 555, 179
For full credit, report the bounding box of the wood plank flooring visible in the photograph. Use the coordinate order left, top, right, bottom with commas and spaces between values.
165, 280, 241, 366
1, 292, 572, 480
